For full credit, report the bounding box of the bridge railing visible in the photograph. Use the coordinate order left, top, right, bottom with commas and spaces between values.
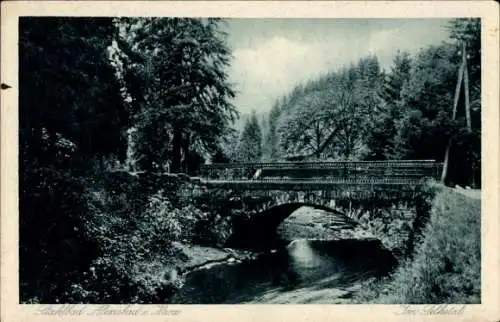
200, 160, 443, 182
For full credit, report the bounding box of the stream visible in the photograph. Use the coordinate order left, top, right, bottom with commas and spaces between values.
167, 207, 397, 304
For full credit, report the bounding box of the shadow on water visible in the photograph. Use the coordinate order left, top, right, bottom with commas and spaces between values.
168, 238, 397, 304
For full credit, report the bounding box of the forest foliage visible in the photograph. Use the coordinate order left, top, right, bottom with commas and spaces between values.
259, 18, 480, 187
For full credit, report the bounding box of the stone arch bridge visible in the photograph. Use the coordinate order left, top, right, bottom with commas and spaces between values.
195, 160, 442, 249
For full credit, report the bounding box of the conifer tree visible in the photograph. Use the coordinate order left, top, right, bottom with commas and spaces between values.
238, 111, 263, 162
264, 101, 281, 161
118, 18, 237, 172
367, 50, 412, 160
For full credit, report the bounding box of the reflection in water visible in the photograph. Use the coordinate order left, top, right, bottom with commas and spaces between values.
288, 239, 322, 267
168, 239, 396, 304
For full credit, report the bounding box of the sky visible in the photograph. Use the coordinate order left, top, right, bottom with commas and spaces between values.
223, 19, 452, 116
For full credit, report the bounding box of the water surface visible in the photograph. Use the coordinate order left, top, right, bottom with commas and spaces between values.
169, 238, 396, 304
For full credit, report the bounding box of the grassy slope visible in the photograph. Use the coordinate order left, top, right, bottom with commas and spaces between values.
356, 186, 481, 304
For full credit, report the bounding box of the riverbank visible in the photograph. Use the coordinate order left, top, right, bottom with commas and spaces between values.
350, 186, 481, 303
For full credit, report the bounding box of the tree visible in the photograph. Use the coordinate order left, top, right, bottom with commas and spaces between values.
118, 18, 237, 172
274, 57, 382, 161
238, 111, 263, 162
332, 59, 384, 160
264, 100, 282, 161
277, 90, 337, 159
214, 128, 240, 163
366, 51, 412, 160
391, 43, 460, 161
385, 51, 413, 103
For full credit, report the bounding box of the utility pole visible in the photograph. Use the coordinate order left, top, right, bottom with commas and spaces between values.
441, 41, 471, 184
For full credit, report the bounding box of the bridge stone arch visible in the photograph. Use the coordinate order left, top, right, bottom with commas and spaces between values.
251, 201, 354, 230
238, 190, 339, 211
224, 189, 359, 250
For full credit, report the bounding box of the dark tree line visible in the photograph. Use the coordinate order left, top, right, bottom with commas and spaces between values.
261, 18, 480, 187
19, 17, 129, 302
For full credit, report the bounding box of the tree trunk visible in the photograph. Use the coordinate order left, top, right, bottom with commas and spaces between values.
315, 146, 321, 159
171, 127, 182, 173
